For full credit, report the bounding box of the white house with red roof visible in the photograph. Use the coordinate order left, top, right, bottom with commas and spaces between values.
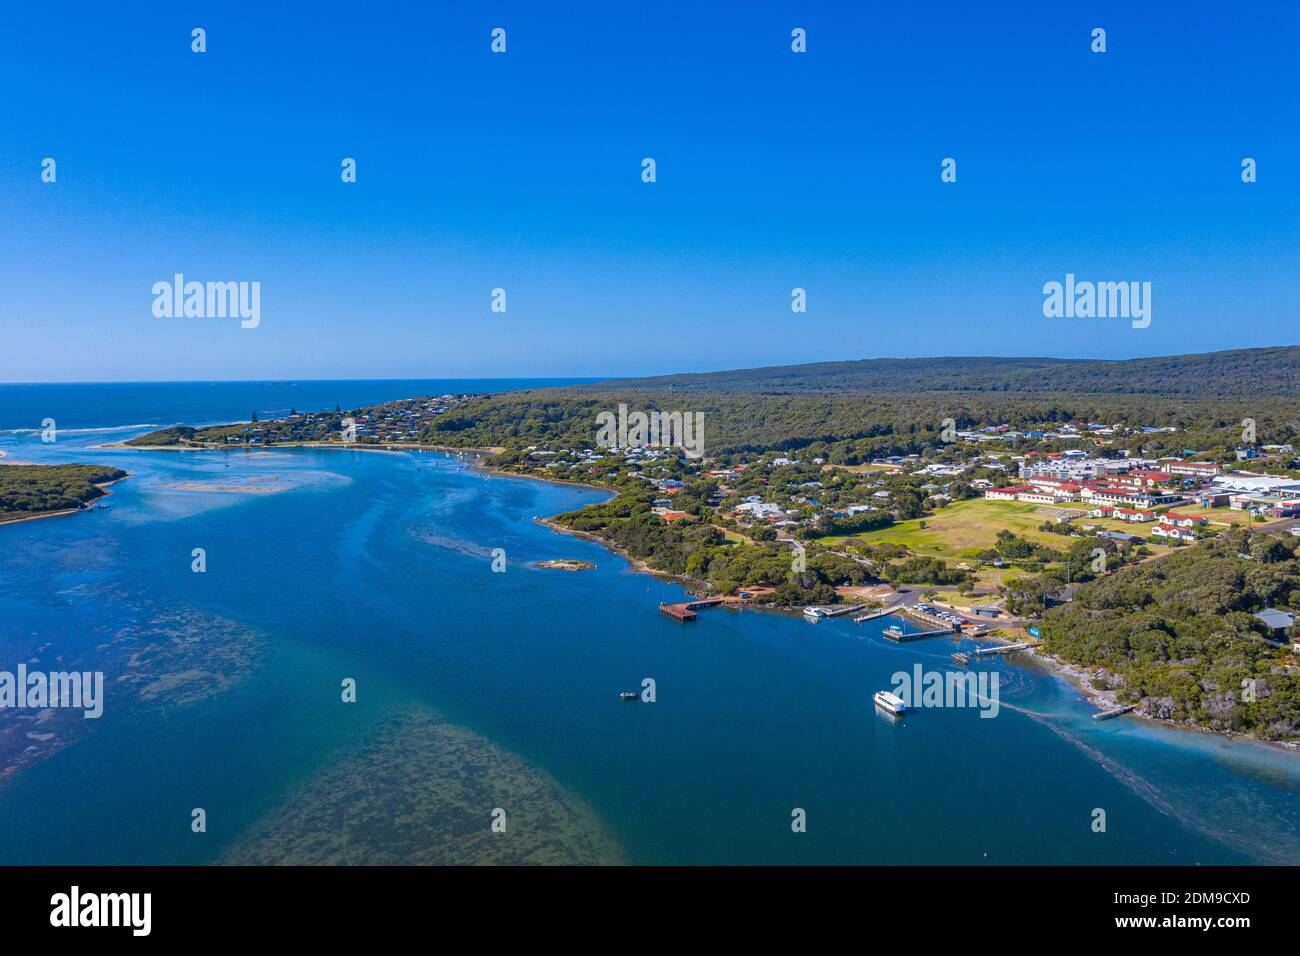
1151, 523, 1196, 542
985, 485, 1032, 501
1089, 506, 1157, 523
1159, 512, 1208, 528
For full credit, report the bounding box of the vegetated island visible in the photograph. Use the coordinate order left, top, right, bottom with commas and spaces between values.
121, 346, 1300, 742
535, 559, 596, 571
0, 463, 129, 525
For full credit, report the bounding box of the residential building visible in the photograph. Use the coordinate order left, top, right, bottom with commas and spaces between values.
985, 485, 1032, 501
1159, 512, 1208, 528
1166, 461, 1222, 478
1151, 523, 1196, 542
1090, 506, 1156, 523
1254, 608, 1296, 643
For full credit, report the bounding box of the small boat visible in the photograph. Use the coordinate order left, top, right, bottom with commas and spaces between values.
873, 690, 906, 715
952, 652, 970, 666
803, 607, 827, 621
619, 692, 639, 701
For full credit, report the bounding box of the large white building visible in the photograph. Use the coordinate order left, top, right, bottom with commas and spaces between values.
1020, 458, 1137, 482
1211, 474, 1300, 495
1166, 461, 1222, 478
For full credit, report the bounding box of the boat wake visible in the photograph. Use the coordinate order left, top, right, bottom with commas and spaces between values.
1025, 710, 1300, 864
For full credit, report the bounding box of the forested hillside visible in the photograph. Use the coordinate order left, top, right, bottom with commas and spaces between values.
586, 346, 1300, 397
125, 346, 1300, 459
1042, 529, 1300, 739
424, 390, 1300, 458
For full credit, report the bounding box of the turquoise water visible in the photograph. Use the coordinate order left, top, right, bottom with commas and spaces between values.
1, 386, 1299, 864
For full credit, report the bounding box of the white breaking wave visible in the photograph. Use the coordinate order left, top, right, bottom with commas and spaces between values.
0, 423, 160, 436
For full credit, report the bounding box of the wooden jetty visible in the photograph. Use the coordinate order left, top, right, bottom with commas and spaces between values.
659, 603, 697, 621
1092, 704, 1136, 722
805, 604, 859, 619
852, 607, 897, 624
659, 597, 730, 622
973, 641, 1034, 656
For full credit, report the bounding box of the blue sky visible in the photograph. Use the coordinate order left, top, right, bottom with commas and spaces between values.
1, 1, 1297, 382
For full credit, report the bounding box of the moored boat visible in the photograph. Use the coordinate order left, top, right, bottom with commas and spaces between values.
873, 690, 906, 715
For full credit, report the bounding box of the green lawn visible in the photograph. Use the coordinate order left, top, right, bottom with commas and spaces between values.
818, 498, 1065, 560
716, 526, 754, 544
1160, 503, 1253, 528
821, 462, 900, 475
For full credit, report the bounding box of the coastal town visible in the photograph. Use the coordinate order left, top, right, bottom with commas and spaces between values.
103, 379, 1300, 743
122, 402, 1300, 651
497, 415, 1300, 739
123, 394, 473, 449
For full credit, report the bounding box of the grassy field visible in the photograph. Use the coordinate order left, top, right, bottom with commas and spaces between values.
822, 462, 900, 475
1159, 502, 1254, 528
1074, 516, 1154, 534
818, 498, 1065, 560
716, 526, 755, 544
813, 497, 1181, 590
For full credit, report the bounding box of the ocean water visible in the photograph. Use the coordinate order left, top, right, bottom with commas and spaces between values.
1, 382, 1298, 865
0, 379, 596, 432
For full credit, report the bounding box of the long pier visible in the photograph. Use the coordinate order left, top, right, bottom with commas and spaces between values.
1092, 704, 1136, 721
852, 607, 897, 623
805, 604, 860, 619
659, 598, 730, 622
882, 624, 957, 642
973, 641, 1034, 656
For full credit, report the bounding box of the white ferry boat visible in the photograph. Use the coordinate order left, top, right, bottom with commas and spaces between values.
873, 690, 907, 715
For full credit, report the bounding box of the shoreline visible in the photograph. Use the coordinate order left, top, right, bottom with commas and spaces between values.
0, 507, 84, 527
102, 439, 506, 455
111, 438, 612, 495
534, 516, 682, 583
1028, 646, 1300, 753
481, 464, 609, 494
0, 474, 129, 528
536, 506, 1300, 752
49, 436, 1300, 752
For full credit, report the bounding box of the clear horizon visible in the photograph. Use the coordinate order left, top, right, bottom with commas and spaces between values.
3, 1, 1297, 382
